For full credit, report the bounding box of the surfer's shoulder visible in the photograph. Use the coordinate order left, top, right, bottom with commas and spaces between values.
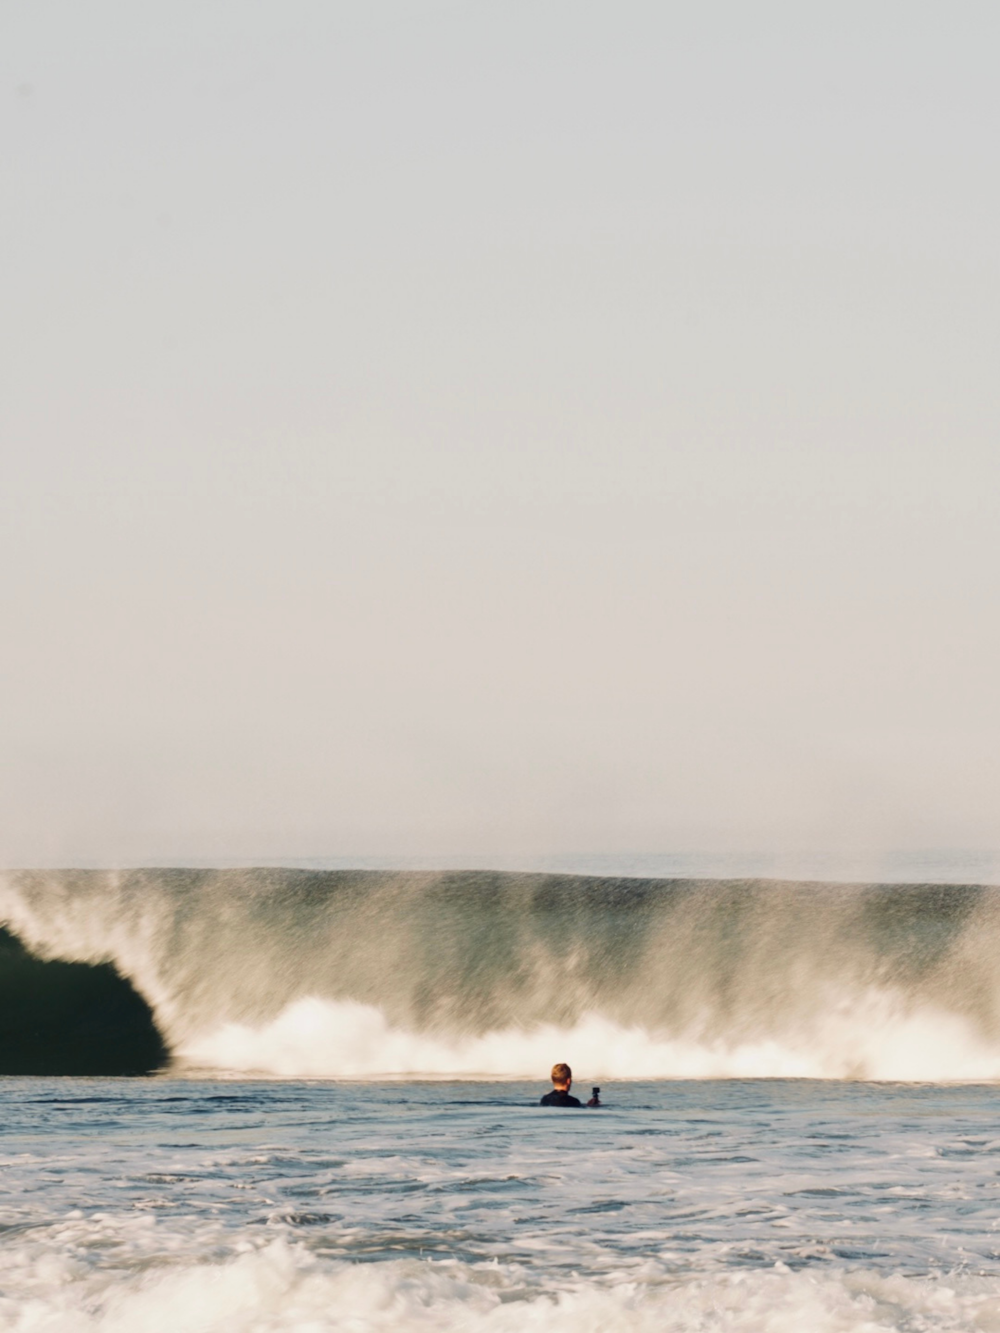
539, 1090, 582, 1107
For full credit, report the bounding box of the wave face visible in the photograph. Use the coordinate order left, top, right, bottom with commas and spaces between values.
2, 868, 1000, 1079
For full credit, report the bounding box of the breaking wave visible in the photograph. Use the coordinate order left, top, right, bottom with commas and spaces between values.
3, 868, 1000, 1080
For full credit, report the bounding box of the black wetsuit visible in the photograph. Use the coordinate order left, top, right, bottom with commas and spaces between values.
539, 1089, 582, 1107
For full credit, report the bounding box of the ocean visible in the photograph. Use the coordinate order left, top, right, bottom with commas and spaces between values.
3, 866, 1000, 1331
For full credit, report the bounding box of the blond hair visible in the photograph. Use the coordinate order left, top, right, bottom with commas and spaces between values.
550, 1062, 572, 1086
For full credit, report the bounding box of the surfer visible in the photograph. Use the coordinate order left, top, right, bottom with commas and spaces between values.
539, 1062, 601, 1107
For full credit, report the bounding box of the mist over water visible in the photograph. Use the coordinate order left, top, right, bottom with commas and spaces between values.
5, 867, 1000, 1081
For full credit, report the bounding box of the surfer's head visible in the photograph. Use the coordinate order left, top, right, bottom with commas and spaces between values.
550, 1062, 572, 1090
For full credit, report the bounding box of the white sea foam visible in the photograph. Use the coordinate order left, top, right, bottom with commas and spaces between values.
1, 1237, 998, 1333
178, 988, 1000, 1081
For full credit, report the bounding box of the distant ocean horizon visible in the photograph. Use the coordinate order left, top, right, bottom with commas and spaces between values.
8, 848, 1000, 884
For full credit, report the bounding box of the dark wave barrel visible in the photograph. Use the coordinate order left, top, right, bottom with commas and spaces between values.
0, 927, 168, 1075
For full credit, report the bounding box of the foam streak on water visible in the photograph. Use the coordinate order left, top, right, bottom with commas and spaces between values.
2, 1079, 1000, 1332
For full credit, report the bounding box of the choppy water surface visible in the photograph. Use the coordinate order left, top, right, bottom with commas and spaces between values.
4, 1078, 1000, 1331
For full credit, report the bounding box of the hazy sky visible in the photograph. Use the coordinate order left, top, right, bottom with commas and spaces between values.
2, 2, 999, 866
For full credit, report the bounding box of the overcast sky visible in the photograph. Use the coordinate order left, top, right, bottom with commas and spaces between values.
2, 1, 998, 868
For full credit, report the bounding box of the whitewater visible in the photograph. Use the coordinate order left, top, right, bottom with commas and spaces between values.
5, 867, 1000, 1332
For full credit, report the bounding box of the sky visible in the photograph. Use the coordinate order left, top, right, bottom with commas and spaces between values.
2, 1, 999, 868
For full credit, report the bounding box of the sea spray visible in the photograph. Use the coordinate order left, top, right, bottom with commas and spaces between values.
1, 868, 998, 1079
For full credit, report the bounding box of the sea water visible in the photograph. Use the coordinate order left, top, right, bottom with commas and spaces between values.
6, 867, 1000, 1330
4, 1077, 1000, 1331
